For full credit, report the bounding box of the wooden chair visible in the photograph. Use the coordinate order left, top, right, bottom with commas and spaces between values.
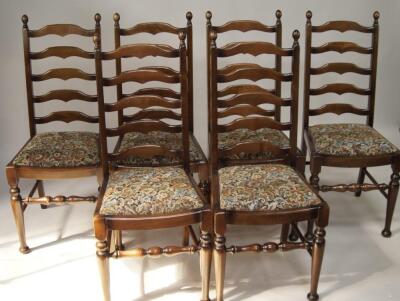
206, 10, 306, 175
209, 28, 329, 301
6, 14, 101, 254
93, 32, 212, 301
110, 12, 208, 249
302, 11, 400, 238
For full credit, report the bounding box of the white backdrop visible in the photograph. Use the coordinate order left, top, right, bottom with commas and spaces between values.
0, 0, 399, 198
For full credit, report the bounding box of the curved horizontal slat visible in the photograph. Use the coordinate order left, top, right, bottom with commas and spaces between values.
30, 46, 94, 59
106, 120, 181, 136
29, 24, 95, 37
213, 20, 276, 33
34, 90, 97, 103
124, 87, 180, 99
123, 109, 181, 122
32, 68, 95, 81
218, 92, 290, 107
217, 117, 290, 132
309, 103, 369, 116
312, 42, 372, 54
102, 44, 179, 60
218, 41, 293, 57
217, 65, 292, 82
312, 21, 373, 33
109, 145, 181, 161
105, 95, 180, 111
219, 141, 289, 158
218, 84, 275, 97
138, 66, 179, 76
218, 105, 275, 118
103, 69, 179, 86
120, 22, 181, 36
310, 63, 371, 75
35, 111, 98, 124
310, 83, 370, 96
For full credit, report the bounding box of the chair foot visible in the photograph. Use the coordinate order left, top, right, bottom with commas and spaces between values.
381, 229, 392, 238
307, 292, 319, 301
306, 233, 315, 241
19, 246, 31, 254
289, 233, 298, 241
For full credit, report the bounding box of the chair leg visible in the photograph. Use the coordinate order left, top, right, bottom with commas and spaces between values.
96, 239, 111, 301
305, 220, 315, 241
289, 224, 299, 241
200, 231, 212, 301
114, 230, 124, 250
38, 180, 48, 209
355, 168, 366, 197
308, 226, 326, 301
382, 167, 400, 238
280, 224, 290, 242
182, 226, 190, 246
10, 185, 30, 254
214, 233, 226, 301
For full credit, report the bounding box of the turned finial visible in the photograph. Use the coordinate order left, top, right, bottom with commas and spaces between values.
206, 11, 212, 22
292, 29, 300, 42
373, 11, 380, 23
178, 31, 186, 47
210, 30, 217, 47
186, 11, 193, 25
113, 13, 120, 23
94, 13, 101, 25
306, 10, 313, 21
275, 9, 282, 20
93, 34, 101, 49
21, 15, 28, 27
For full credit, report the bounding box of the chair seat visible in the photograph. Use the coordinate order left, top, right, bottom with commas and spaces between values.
309, 123, 399, 157
13, 132, 99, 168
99, 166, 204, 216
116, 131, 205, 166
219, 164, 321, 211
218, 128, 290, 160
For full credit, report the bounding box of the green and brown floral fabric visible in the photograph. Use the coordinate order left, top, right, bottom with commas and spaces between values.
116, 131, 204, 165
219, 164, 321, 211
309, 123, 399, 157
13, 132, 99, 168
218, 128, 290, 160
100, 166, 204, 216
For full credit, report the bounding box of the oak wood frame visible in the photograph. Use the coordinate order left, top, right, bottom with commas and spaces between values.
205, 11, 306, 175
302, 11, 400, 239
209, 28, 329, 301
93, 31, 212, 301
6, 14, 102, 254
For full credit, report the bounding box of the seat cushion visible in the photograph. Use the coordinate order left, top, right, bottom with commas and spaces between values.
219, 164, 321, 211
309, 123, 399, 157
99, 166, 204, 216
116, 131, 204, 166
13, 132, 99, 168
218, 128, 290, 160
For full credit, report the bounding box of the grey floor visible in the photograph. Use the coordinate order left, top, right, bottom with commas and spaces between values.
1, 143, 400, 300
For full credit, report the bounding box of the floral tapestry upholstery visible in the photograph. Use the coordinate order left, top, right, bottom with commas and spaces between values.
219, 164, 321, 211
13, 132, 99, 168
116, 131, 204, 165
309, 123, 399, 157
218, 128, 290, 160
100, 166, 204, 216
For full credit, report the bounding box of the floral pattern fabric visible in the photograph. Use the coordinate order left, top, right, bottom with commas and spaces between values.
309, 123, 399, 157
100, 166, 204, 216
117, 132, 204, 166
13, 132, 99, 168
218, 128, 290, 160
219, 164, 321, 211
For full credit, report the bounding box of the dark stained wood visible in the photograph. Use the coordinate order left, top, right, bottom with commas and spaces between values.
219, 141, 289, 158
218, 84, 275, 97
309, 103, 369, 116
217, 65, 292, 82
310, 83, 370, 96
213, 20, 277, 33
105, 95, 180, 111
217, 105, 275, 118
312, 20, 373, 33
106, 120, 182, 136
310, 62, 371, 75
218, 41, 293, 57
33, 89, 97, 103
123, 109, 182, 122
30, 46, 94, 59
103, 69, 179, 86
217, 116, 290, 132
218, 92, 291, 107
120, 22, 181, 36
108, 145, 182, 162
32, 68, 96, 81
34, 111, 99, 124
29, 23, 95, 37
123, 87, 180, 99
102, 44, 179, 60
311, 41, 372, 54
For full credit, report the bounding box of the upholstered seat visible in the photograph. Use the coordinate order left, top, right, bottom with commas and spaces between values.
100, 166, 204, 216
219, 164, 321, 211
116, 131, 204, 165
309, 123, 399, 157
218, 128, 290, 160
13, 132, 99, 168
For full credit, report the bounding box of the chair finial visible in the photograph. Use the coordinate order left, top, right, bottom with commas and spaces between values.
94, 13, 101, 24
113, 13, 120, 23
275, 10, 282, 20
22, 15, 28, 27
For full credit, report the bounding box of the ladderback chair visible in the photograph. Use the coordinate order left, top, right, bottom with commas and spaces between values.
302, 11, 400, 238
209, 29, 329, 301
110, 12, 207, 249
93, 32, 212, 301
206, 10, 306, 174
6, 14, 101, 254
